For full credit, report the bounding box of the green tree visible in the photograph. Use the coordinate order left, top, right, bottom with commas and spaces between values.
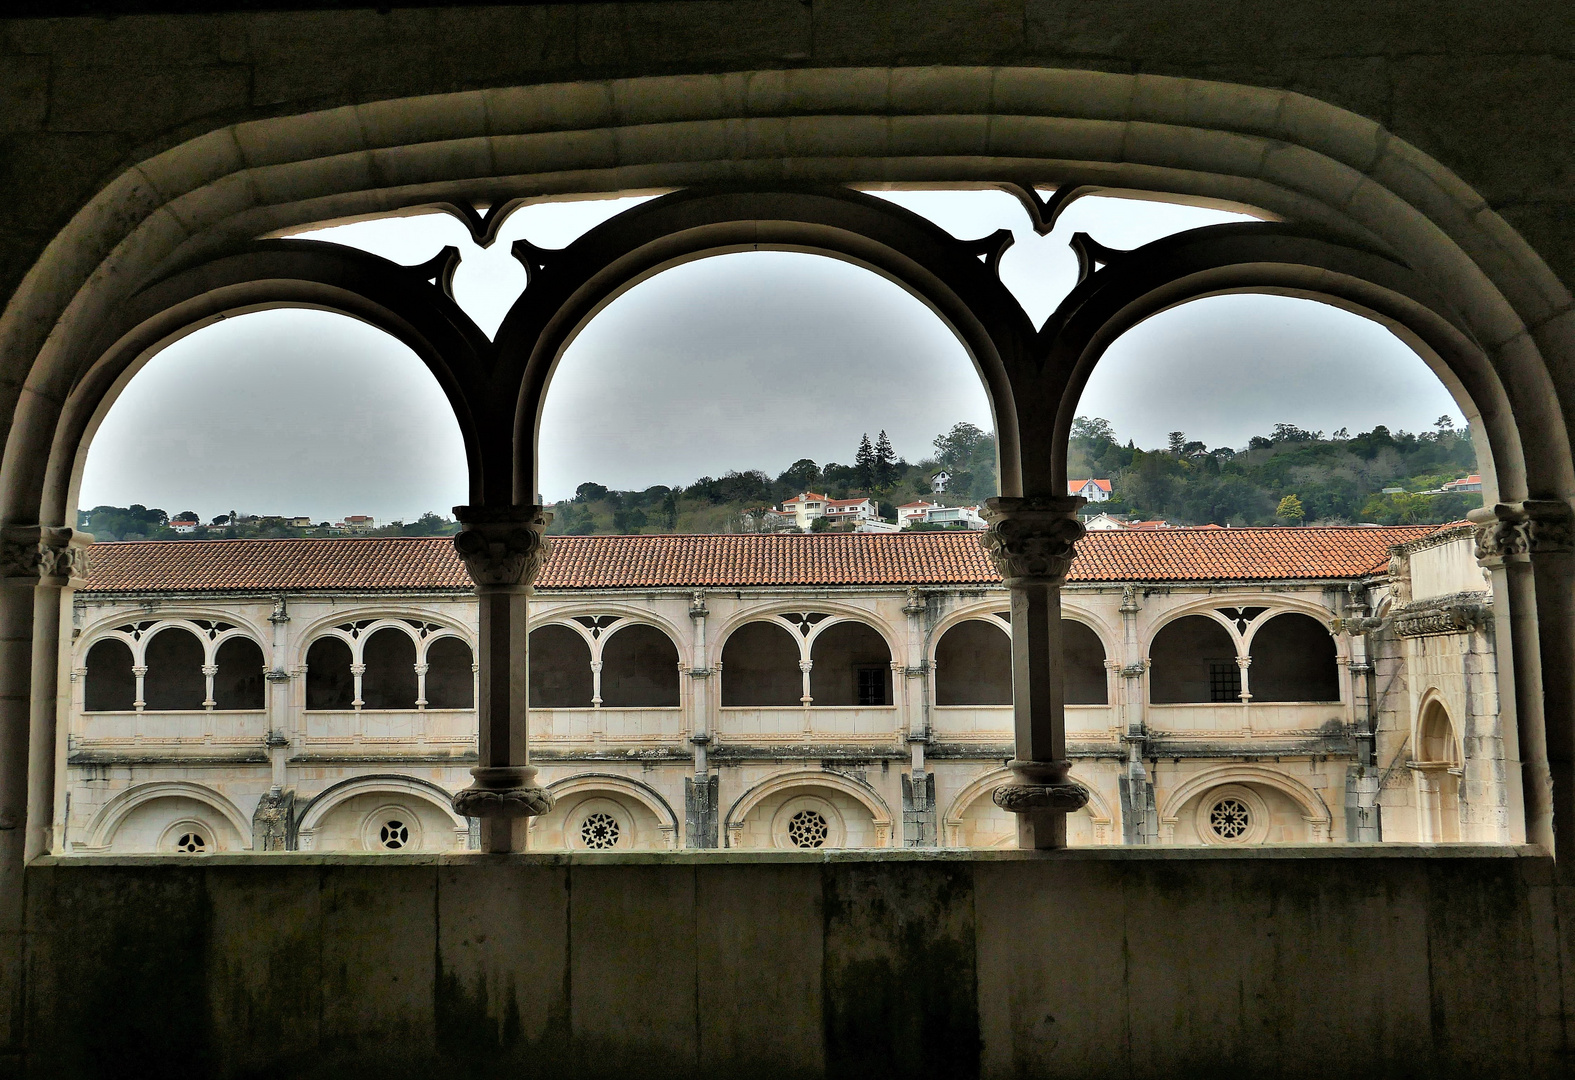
873, 430, 896, 487
933, 422, 987, 469
1070, 416, 1116, 442
854, 434, 875, 490
1275, 494, 1306, 523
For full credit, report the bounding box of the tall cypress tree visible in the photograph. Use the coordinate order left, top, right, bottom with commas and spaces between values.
874, 430, 896, 487
855, 433, 875, 490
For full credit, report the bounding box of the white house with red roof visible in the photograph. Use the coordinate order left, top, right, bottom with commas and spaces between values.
1442, 474, 1482, 492
781, 492, 880, 530
897, 500, 985, 530
1069, 478, 1113, 502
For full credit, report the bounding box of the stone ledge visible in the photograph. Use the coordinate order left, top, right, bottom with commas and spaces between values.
31, 842, 1544, 869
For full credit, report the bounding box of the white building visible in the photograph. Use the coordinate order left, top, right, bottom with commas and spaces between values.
60, 525, 1506, 855
898, 502, 986, 529
1070, 478, 1113, 502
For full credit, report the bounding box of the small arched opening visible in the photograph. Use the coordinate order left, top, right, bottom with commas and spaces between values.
720, 622, 803, 708
1415, 699, 1463, 843
212, 637, 265, 710
529, 625, 593, 708
1149, 616, 1240, 704
360, 628, 418, 710
809, 622, 892, 707
305, 637, 354, 710
142, 627, 206, 711
424, 637, 474, 709
1063, 620, 1109, 706
599, 625, 680, 708
1248, 613, 1340, 702
83, 638, 135, 712
935, 620, 1011, 706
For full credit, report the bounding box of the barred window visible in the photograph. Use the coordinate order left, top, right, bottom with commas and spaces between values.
1208, 661, 1242, 702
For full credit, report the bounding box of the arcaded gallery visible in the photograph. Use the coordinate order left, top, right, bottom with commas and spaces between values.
1, 2, 1572, 1077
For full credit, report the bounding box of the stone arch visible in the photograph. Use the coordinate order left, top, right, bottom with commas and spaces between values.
934, 619, 1013, 706
86, 781, 253, 852
528, 622, 593, 708
421, 635, 474, 710
1159, 765, 1332, 843
304, 636, 355, 710
1415, 694, 1464, 843
725, 769, 894, 849
1148, 614, 1242, 704
82, 636, 135, 712
212, 636, 266, 711
359, 626, 418, 710
942, 766, 1113, 848
140, 624, 207, 711
807, 620, 893, 707
719, 620, 804, 708
1062, 618, 1109, 706
1247, 612, 1341, 703
295, 775, 467, 852
536, 773, 681, 851
596, 623, 681, 709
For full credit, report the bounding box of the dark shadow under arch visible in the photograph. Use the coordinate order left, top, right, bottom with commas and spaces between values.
212, 637, 265, 710
142, 627, 205, 711
1150, 616, 1238, 705
721, 621, 802, 708
305, 637, 354, 710
425, 637, 474, 709
1249, 613, 1340, 703
600, 625, 680, 708
84, 638, 135, 712
529, 625, 592, 709
810, 622, 892, 707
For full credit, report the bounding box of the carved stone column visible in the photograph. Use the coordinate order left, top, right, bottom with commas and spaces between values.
980, 496, 1090, 849
1469, 499, 1573, 862
449, 505, 554, 852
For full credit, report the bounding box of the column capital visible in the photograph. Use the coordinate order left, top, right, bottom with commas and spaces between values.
0, 524, 92, 587
992, 759, 1091, 813
452, 765, 553, 819
452, 504, 553, 588
1469, 499, 1574, 566
980, 496, 1086, 585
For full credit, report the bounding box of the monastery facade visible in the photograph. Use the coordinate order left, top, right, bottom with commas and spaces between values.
60, 525, 1508, 855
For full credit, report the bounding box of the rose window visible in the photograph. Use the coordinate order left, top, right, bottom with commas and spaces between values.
580, 812, 621, 849
1209, 797, 1252, 841
787, 809, 829, 849
379, 820, 409, 849
174, 832, 206, 853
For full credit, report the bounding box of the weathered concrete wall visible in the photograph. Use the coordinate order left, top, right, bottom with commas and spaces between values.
0, 0, 1572, 302
18, 848, 1574, 1078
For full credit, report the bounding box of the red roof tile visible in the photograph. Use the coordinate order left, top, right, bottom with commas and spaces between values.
79, 526, 1443, 594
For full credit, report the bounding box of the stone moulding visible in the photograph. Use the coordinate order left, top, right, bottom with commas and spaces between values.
1392, 592, 1493, 638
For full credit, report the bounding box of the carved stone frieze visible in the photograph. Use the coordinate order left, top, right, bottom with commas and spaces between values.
1391, 592, 1492, 638
452, 505, 553, 587
1, 525, 92, 584
1469, 500, 1574, 565
451, 765, 554, 819
979, 496, 1087, 585
992, 758, 1091, 814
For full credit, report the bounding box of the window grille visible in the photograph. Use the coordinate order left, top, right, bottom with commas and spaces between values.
174, 832, 206, 853
787, 809, 829, 848
856, 666, 886, 706
1208, 797, 1252, 841
580, 812, 621, 849
379, 820, 409, 849
1208, 661, 1241, 702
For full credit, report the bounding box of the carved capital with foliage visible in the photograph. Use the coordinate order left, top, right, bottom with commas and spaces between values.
980, 496, 1087, 585
991, 758, 1091, 814
0, 525, 92, 586
1469, 500, 1574, 566
451, 765, 554, 819
452, 505, 553, 588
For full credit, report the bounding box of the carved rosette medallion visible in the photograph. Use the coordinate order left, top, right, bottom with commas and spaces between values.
0, 525, 92, 585
1470, 500, 1574, 565
451, 765, 554, 819
980, 496, 1087, 585
452, 505, 553, 588
991, 758, 1091, 814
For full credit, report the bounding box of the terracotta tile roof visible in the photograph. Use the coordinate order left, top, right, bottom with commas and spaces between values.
80, 526, 1443, 594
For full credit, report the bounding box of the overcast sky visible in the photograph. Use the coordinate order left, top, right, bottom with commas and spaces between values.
79, 190, 1466, 522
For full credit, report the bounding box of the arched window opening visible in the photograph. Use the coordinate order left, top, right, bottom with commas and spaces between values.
936, 620, 1011, 705
599, 625, 680, 708
1416, 700, 1462, 843
1063, 621, 1108, 705
720, 622, 802, 707
424, 637, 474, 709
529, 625, 593, 708
1248, 613, 1340, 702
84, 638, 135, 712
212, 637, 265, 710
142, 627, 206, 711
809, 622, 892, 707
305, 638, 354, 710
360, 628, 418, 710
1149, 617, 1239, 704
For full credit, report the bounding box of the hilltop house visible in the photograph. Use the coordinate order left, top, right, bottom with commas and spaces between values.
1070, 478, 1113, 502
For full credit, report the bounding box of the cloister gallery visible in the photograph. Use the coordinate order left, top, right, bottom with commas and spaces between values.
67, 525, 1501, 854
1, 3, 1573, 1077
